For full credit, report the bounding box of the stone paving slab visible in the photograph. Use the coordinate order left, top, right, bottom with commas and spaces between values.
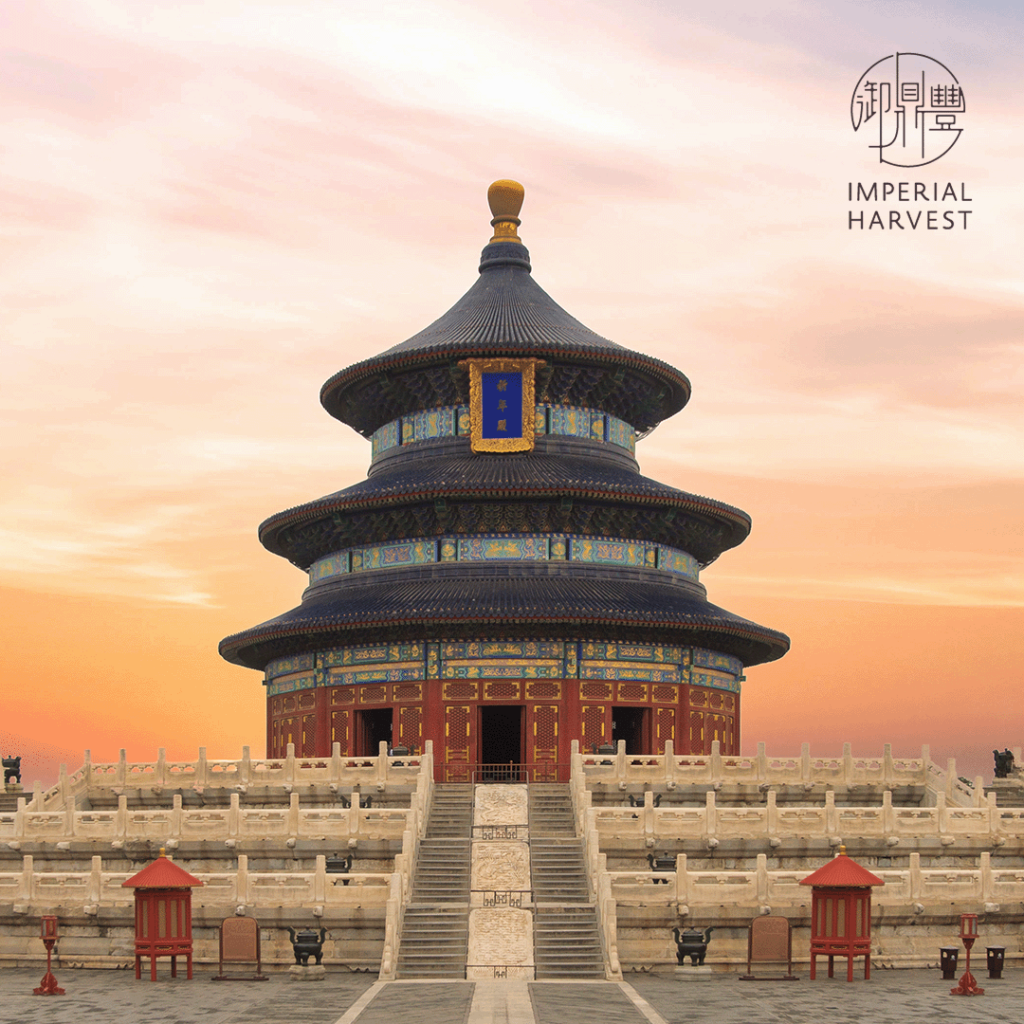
628, 970, 1024, 1024
530, 982, 649, 1024
0, 969, 376, 1024
2, 969, 1023, 1024
349, 981, 475, 1024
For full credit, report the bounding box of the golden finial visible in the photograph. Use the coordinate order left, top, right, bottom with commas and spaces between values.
487, 179, 525, 244
159, 846, 167, 858
838, 844, 847, 856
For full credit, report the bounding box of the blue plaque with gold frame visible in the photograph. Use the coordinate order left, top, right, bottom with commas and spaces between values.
459, 358, 544, 453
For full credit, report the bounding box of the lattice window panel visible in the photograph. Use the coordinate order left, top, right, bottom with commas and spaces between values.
526, 681, 561, 700
707, 714, 726, 749
652, 684, 678, 704
359, 685, 388, 704
655, 707, 676, 748
398, 705, 423, 752
299, 691, 316, 710
276, 717, 300, 757
722, 694, 735, 712
302, 714, 317, 756
689, 711, 705, 754
581, 681, 613, 700
718, 713, 736, 754
331, 687, 356, 705
532, 704, 558, 760
689, 688, 707, 707
392, 683, 422, 702
581, 704, 607, 747
484, 680, 521, 700
710, 692, 723, 710
442, 681, 478, 701
282, 695, 297, 713
617, 682, 648, 703
445, 705, 471, 757
331, 710, 350, 753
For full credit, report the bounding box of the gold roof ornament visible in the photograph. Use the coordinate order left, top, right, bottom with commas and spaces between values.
487, 179, 525, 244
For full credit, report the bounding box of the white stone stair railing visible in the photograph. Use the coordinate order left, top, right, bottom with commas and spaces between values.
569, 741, 622, 980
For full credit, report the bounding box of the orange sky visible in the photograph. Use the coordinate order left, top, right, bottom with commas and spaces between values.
2, 1, 1021, 786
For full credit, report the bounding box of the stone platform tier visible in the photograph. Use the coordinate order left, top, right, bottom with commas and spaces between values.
2, 739, 1021, 975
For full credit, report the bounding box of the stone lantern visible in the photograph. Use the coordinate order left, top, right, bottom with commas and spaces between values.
122, 849, 204, 980
800, 845, 884, 981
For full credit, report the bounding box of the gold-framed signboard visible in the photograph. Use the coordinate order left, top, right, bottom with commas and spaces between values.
460, 358, 544, 453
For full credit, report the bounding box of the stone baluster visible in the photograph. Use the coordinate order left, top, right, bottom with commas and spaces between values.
31, 779, 43, 810
766, 789, 778, 835
756, 741, 767, 782
824, 790, 838, 835
228, 792, 239, 838
58, 763, 70, 810
882, 789, 895, 835
615, 739, 627, 779
980, 851, 993, 901
237, 854, 249, 906
710, 739, 722, 778
882, 743, 893, 785
156, 747, 167, 787
800, 742, 811, 784
239, 745, 251, 786
842, 742, 854, 784
117, 749, 127, 787
285, 743, 296, 785
974, 777, 985, 806
117, 794, 128, 839
88, 855, 103, 905
909, 851, 922, 899
674, 853, 689, 908
330, 741, 342, 783
643, 790, 655, 843
350, 788, 361, 837
936, 791, 949, 835
756, 852, 770, 904
288, 792, 300, 838
20, 854, 33, 902
663, 738, 677, 787
705, 790, 717, 841
14, 797, 26, 839
314, 854, 327, 902
196, 747, 209, 788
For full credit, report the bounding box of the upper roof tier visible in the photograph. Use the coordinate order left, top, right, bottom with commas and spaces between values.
320, 181, 691, 437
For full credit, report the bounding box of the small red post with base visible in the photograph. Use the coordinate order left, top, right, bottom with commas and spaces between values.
33, 915, 65, 995
950, 913, 984, 996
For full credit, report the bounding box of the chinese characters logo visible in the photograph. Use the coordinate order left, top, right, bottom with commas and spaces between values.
851, 53, 964, 167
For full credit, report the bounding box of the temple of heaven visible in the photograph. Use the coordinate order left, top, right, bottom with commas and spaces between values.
220, 180, 789, 780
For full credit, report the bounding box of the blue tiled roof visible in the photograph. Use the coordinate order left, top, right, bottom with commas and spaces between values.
219, 564, 790, 670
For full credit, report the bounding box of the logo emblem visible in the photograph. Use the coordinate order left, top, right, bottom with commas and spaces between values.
460, 358, 544, 453
851, 53, 964, 167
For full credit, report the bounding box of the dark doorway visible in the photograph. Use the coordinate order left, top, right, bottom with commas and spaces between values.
356, 709, 393, 756
479, 705, 524, 779
612, 706, 648, 755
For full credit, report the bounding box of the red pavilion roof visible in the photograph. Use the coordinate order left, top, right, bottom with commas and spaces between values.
800, 850, 884, 888
122, 852, 203, 889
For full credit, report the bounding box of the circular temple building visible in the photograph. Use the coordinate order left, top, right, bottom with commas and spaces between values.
220, 180, 789, 780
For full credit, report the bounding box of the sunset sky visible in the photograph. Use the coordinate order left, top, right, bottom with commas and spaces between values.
2, 1, 1021, 787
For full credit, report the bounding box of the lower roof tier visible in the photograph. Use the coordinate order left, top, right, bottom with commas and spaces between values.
219, 563, 790, 670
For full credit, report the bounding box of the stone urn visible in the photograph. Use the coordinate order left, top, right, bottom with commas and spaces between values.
673, 926, 714, 966
287, 926, 327, 966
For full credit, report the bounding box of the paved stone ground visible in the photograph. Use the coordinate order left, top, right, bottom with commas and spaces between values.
1, 968, 1022, 1024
